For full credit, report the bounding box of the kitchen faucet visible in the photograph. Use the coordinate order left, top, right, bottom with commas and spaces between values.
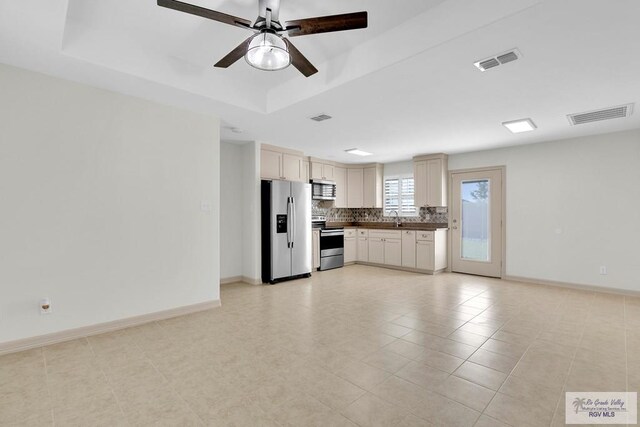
390, 210, 401, 228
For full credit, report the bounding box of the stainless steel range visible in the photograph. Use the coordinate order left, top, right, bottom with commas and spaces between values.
312, 216, 344, 271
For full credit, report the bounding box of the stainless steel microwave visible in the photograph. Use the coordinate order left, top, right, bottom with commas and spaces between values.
310, 179, 336, 201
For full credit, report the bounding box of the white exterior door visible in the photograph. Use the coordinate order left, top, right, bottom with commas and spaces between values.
451, 169, 503, 278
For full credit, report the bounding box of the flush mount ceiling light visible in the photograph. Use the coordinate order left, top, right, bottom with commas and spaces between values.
345, 148, 372, 156
245, 31, 290, 71
502, 118, 537, 133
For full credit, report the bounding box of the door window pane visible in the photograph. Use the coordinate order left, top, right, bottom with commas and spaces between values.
461, 180, 490, 261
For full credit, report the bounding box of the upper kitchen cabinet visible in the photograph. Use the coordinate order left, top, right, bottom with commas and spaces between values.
334, 166, 347, 208
363, 165, 383, 208
413, 153, 448, 207
260, 144, 305, 182
347, 164, 383, 208
302, 160, 310, 182
310, 160, 335, 181
347, 168, 364, 208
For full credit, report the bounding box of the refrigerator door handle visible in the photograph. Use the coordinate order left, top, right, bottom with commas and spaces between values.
291, 197, 296, 248
286, 197, 292, 248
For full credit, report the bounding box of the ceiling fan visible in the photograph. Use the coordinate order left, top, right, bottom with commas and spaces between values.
157, 0, 368, 77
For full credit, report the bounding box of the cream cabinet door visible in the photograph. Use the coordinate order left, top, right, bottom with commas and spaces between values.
416, 240, 434, 271
368, 237, 385, 264
363, 165, 383, 208
384, 238, 402, 266
323, 164, 335, 180
310, 162, 324, 180
261, 150, 282, 180
401, 231, 416, 268
303, 161, 310, 182
282, 154, 303, 182
357, 237, 368, 262
414, 160, 427, 207
347, 168, 364, 208
334, 167, 347, 208
363, 167, 377, 208
312, 230, 320, 269
344, 237, 356, 263
426, 158, 445, 207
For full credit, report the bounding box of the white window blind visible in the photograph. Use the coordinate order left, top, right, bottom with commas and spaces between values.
384, 176, 416, 217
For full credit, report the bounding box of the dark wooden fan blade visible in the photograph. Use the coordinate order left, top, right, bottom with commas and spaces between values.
285, 39, 318, 77
284, 11, 367, 37
214, 36, 253, 68
157, 0, 253, 30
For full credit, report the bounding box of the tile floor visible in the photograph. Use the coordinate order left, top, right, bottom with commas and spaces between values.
2, 265, 639, 426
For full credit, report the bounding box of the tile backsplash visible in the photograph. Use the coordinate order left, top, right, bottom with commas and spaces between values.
312, 201, 448, 224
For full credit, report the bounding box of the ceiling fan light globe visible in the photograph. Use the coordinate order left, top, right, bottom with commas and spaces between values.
245, 32, 291, 71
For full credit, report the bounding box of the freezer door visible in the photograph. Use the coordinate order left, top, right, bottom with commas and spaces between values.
290, 182, 312, 276
270, 180, 292, 280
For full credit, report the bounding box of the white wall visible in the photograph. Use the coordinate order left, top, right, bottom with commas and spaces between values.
449, 129, 640, 292
383, 160, 413, 177
242, 141, 261, 283
220, 142, 244, 279
0, 63, 220, 344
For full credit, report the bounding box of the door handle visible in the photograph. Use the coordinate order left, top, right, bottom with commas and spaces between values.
287, 197, 292, 248
291, 197, 296, 248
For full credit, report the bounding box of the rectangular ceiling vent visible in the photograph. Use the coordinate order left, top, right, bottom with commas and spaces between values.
567, 104, 634, 125
310, 114, 332, 122
474, 48, 522, 72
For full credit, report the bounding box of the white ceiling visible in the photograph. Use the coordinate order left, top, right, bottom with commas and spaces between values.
1, 0, 639, 163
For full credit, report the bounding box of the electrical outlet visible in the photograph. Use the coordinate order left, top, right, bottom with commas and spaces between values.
599, 266, 607, 275
40, 298, 52, 314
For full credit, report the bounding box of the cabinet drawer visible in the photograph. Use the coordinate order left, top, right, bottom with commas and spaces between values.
368, 230, 402, 239
357, 229, 368, 237
416, 231, 434, 241
344, 228, 356, 238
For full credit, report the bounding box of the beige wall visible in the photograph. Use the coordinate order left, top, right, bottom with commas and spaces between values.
220, 141, 243, 279
0, 63, 220, 343
449, 129, 640, 292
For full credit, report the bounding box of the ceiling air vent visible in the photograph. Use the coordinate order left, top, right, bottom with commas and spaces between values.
310, 114, 332, 122
474, 48, 522, 72
567, 104, 634, 125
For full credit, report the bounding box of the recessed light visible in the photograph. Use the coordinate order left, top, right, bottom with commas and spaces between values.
345, 148, 372, 156
502, 118, 537, 133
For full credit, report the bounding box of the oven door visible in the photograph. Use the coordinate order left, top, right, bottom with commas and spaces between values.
320, 229, 344, 257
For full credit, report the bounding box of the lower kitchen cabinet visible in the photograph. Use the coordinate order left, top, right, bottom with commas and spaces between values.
349, 228, 447, 274
416, 240, 434, 270
416, 230, 448, 272
368, 237, 385, 264
384, 238, 402, 266
367, 230, 402, 267
357, 229, 368, 262
344, 228, 357, 264
401, 230, 416, 268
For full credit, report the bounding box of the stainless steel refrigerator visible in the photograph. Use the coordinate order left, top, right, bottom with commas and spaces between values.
261, 180, 312, 284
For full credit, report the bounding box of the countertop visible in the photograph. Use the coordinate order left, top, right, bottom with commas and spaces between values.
326, 222, 448, 231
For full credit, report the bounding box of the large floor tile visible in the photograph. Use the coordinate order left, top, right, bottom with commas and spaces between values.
1, 267, 637, 425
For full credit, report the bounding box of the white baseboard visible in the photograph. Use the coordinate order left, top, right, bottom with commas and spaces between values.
220, 276, 262, 285
0, 299, 221, 356
504, 275, 640, 297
